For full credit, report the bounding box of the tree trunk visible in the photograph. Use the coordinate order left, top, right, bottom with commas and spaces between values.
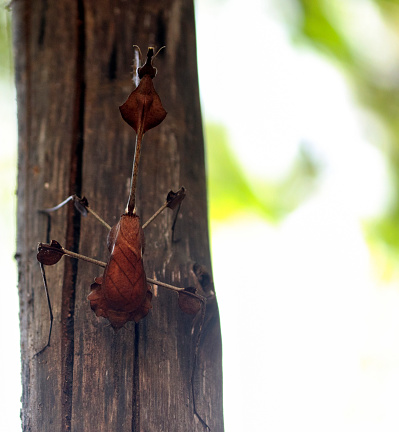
13, 1, 223, 431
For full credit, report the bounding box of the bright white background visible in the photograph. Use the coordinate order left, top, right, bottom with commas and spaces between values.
2, 0, 399, 431
197, 0, 399, 431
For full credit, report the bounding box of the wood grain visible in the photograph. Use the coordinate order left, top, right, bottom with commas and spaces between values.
13, 1, 223, 431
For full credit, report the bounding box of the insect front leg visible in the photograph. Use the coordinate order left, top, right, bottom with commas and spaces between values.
41, 194, 111, 230
35, 194, 110, 354
33, 263, 54, 356
141, 186, 185, 229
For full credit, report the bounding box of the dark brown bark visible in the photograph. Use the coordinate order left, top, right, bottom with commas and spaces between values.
13, 1, 223, 431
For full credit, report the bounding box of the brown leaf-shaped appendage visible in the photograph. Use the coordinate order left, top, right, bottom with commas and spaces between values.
119, 47, 167, 133
166, 187, 186, 209
88, 214, 152, 329
178, 287, 202, 315
119, 75, 167, 133
37, 240, 65, 265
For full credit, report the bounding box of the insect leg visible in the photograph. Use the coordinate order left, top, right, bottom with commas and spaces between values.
37, 240, 106, 268
40, 194, 111, 230
83, 204, 111, 230
141, 201, 169, 229
34, 263, 54, 356
39, 195, 75, 213
142, 186, 186, 229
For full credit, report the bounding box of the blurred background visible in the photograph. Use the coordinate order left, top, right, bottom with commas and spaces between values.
2, 0, 399, 430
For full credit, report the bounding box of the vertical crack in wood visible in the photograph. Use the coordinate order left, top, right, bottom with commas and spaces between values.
155, 10, 166, 49
37, 0, 48, 47
108, 42, 117, 81
132, 323, 140, 431
60, 1, 85, 430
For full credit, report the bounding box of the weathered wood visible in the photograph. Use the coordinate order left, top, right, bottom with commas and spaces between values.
13, 1, 223, 431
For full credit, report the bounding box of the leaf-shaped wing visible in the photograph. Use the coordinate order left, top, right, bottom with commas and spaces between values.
88, 214, 152, 329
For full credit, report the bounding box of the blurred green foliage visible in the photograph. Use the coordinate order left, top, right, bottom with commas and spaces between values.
0, 5, 13, 81
284, 0, 399, 278
205, 123, 320, 223
295, 0, 353, 63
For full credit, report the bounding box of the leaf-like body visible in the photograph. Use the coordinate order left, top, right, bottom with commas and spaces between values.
119, 75, 167, 133
88, 214, 152, 329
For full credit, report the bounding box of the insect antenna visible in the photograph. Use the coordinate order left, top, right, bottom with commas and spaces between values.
153, 45, 165, 59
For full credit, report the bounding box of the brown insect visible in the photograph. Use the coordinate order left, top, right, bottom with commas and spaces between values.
37, 47, 204, 347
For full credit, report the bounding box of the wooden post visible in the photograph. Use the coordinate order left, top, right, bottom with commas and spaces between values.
13, 1, 224, 431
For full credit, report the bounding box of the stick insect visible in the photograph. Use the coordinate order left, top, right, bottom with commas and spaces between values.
37, 47, 205, 348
